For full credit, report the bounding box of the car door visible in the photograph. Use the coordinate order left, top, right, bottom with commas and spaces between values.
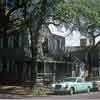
76, 78, 84, 92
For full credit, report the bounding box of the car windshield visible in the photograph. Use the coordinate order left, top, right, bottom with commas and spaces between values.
86, 77, 100, 81
63, 77, 76, 82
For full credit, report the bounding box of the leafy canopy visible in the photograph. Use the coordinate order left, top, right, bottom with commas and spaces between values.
0, 0, 100, 38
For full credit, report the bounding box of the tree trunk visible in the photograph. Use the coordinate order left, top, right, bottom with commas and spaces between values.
28, 0, 48, 87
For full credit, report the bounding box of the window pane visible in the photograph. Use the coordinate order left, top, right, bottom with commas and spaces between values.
6, 60, 10, 72
0, 38, 3, 48
0, 60, 3, 72
18, 34, 22, 48
8, 36, 14, 48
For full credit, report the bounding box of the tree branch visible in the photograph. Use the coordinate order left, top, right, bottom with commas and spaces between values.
7, 3, 25, 17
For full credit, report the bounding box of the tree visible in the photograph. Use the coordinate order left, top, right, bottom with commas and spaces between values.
0, 0, 71, 86
63, 0, 100, 76
0, 0, 100, 86
63, 0, 100, 46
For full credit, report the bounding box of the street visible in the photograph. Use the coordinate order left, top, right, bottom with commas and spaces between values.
0, 91, 100, 99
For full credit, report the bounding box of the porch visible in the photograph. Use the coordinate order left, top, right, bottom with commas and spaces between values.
35, 60, 74, 84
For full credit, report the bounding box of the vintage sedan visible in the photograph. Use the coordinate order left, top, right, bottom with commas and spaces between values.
49, 77, 93, 94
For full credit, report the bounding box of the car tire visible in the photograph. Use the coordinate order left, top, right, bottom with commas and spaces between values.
98, 85, 100, 91
69, 87, 74, 95
87, 87, 90, 93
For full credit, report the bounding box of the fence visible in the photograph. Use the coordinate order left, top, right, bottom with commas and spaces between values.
36, 73, 56, 85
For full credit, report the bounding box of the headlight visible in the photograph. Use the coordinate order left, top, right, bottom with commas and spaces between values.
52, 84, 56, 87
48, 84, 55, 89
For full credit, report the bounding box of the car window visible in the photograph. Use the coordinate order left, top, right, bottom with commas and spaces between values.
77, 79, 83, 82
63, 78, 76, 82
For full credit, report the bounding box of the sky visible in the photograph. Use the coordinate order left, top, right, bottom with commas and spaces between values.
49, 24, 100, 47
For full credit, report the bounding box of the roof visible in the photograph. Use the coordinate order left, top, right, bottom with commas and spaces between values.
96, 40, 100, 47
49, 32, 65, 38
51, 32, 65, 37
49, 24, 65, 37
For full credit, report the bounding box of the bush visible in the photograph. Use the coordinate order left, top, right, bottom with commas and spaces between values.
32, 85, 49, 96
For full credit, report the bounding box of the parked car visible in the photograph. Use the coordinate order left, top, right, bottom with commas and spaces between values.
86, 77, 100, 91
49, 77, 93, 95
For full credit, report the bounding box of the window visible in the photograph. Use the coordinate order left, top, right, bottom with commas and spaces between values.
14, 35, 19, 48
42, 39, 48, 54
8, 36, 14, 48
28, 32, 31, 47
0, 38, 3, 48
59, 39, 62, 49
48, 38, 53, 50
77, 78, 83, 82
57, 40, 60, 49
0, 60, 3, 72
6, 60, 10, 72
10, 60, 15, 72
54, 40, 57, 51
8, 37, 10, 48
18, 34, 22, 48
3, 37, 8, 48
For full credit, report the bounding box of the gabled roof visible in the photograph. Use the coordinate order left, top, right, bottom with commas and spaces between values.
96, 40, 100, 47
49, 24, 65, 37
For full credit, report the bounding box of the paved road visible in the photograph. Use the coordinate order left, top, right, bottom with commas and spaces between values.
0, 92, 100, 99
0, 93, 24, 99
28, 92, 100, 99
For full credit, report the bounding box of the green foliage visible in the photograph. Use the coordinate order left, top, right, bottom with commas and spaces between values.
59, 0, 100, 39
32, 85, 49, 96
1, 0, 100, 36
66, 0, 100, 25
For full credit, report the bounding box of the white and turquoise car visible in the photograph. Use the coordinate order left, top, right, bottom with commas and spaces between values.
49, 77, 93, 94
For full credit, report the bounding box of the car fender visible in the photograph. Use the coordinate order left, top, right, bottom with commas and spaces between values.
67, 83, 76, 92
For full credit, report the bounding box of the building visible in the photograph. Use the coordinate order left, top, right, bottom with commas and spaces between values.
36, 27, 68, 82
0, 0, 73, 84
0, 0, 32, 83
65, 38, 100, 77
0, 29, 32, 83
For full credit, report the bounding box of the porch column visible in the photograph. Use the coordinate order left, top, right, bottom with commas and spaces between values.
53, 63, 56, 82
35, 62, 38, 81
44, 62, 46, 75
